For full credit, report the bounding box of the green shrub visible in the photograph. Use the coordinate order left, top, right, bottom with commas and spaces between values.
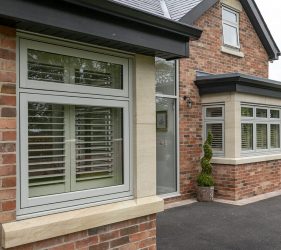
197, 173, 214, 187
197, 131, 214, 187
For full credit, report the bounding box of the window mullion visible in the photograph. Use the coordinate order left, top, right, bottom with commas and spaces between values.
64, 105, 72, 192
68, 105, 76, 191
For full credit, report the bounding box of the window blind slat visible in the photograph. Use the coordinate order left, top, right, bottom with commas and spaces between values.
75, 106, 114, 182
28, 102, 66, 196
256, 124, 268, 149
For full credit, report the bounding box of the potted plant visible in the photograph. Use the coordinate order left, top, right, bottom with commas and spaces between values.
197, 131, 214, 202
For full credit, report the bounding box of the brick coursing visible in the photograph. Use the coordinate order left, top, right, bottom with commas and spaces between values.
0, 25, 16, 223
214, 161, 281, 201
6, 215, 156, 250
166, 1, 270, 204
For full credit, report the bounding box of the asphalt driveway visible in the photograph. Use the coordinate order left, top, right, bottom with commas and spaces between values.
157, 196, 281, 250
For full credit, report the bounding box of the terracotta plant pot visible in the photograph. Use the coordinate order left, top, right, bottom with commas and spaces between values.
197, 186, 214, 202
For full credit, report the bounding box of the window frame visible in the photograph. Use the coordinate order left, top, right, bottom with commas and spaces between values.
155, 58, 180, 198
19, 38, 130, 98
203, 105, 225, 156
222, 6, 240, 49
17, 34, 133, 219
241, 104, 281, 155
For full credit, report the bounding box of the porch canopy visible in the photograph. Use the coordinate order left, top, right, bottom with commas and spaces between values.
0, 0, 202, 60
195, 73, 281, 99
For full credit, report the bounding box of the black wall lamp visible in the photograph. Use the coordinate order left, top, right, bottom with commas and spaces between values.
183, 96, 193, 108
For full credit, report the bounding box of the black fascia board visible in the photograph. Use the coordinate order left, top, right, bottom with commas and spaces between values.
240, 0, 280, 61
195, 73, 281, 98
0, 0, 202, 59
63, 0, 203, 40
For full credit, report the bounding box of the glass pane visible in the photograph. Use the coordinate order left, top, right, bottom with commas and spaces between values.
271, 124, 280, 148
241, 123, 253, 151
223, 24, 239, 47
155, 58, 176, 95
206, 123, 223, 152
28, 49, 123, 89
256, 124, 268, 149
222, 8, 237, 23
156, 97, 177, 195
28, 102, 124, 197
206, 107, 223, 118
28, 102, 66, 197
241, 107, 253, 117
270, 110, 280, 119
256, 108, 267, 118
75, 106, 123, 190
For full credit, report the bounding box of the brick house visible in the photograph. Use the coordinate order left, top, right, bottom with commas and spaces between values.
0, 0, 280, 250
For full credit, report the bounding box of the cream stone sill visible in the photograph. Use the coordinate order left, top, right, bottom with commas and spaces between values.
1, 196, 164, 249
221, 46, 244, 58
212, 154, 281, 165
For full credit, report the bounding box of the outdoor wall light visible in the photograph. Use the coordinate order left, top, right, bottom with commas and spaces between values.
183, 96, 193, 108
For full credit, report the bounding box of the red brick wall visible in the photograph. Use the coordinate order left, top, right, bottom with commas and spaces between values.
214, 161, 281, 201
7, 215, 156, 250
0, 25, 17, 223
168, 1, 270, 203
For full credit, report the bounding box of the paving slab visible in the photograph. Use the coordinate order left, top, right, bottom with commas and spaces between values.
157, 196, 281, 250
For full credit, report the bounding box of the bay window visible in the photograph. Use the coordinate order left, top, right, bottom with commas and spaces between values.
203, 105, 224, 155
18, 36, 132, 218
241, 105, 281, 154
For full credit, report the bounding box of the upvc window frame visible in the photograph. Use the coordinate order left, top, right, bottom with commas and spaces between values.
19, 38, 129, 98
155, 58, 180, 199
222, 6, 240, 49
241, 104, 281, 156
203, 105, 225, 156
17, 34, 133, 219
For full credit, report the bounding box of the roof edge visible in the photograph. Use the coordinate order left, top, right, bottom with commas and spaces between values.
179, 0, 217, 25
195, 73, 281, 98
240, 0, 280, 61
62, 0, 202, 39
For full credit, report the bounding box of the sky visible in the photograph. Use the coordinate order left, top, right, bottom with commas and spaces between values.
255, 0, 281, 81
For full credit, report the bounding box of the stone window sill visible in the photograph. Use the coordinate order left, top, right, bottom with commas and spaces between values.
221, 46, 244, 58
212, 154, 281, 165
1, 196, 164, 249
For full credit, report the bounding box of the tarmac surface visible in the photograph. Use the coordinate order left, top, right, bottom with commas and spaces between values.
157, 196, 281, 250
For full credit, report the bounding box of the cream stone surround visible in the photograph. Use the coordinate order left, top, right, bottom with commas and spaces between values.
1, 54, 164, 248
202, 92, 281, 165
221, 46, 244, 58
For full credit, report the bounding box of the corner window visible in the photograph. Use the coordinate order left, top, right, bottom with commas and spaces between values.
222, 6, 240, 48
241, 105, 281, 154
18, 37, 132, 218
203, 105, 224, 155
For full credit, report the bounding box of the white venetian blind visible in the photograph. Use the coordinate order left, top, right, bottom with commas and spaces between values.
28, 103, 66, 197
271, 124, 280, 149
241, 123, 253, 151
206, 107, 223, 118
256, 124, 268, 149
75, 106, 115, 182
206, 123, 223, 151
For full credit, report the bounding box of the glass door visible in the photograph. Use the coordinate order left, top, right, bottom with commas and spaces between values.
155, 58, 178, 195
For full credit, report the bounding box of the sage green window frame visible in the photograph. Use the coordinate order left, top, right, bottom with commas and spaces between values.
241, 104, 281, 155
203, 105, 225, 156
17, 34, 133, 219
19, 38, 129, 97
